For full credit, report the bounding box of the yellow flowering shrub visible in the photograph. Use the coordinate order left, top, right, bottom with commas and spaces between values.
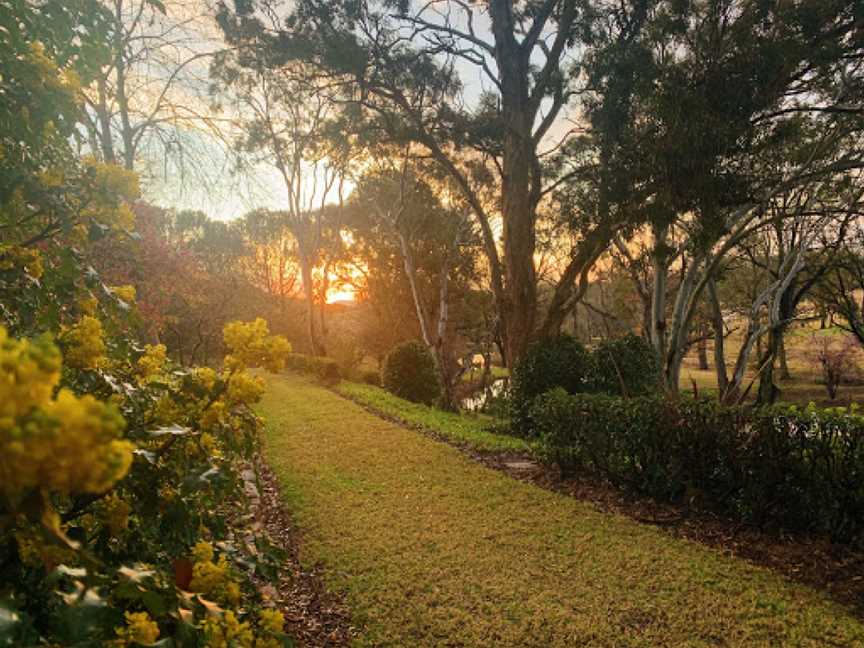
0, 244, 43, 278
3, 389, 132, 497
0, 327, 133, 501
79, 295, 99, 316
223, 319, 290, 372
112, 284, 137, 305
81, 158, 140, 231
137, 343, 167, 381
101, 492, 132, 536
0, 327, 61, 424
193, 367, 219, 391
189, 542, 242, 606
226, 371, 265, 406
60, 315, 106, 369
202, 611, 254, 648
115, 611, 160, 646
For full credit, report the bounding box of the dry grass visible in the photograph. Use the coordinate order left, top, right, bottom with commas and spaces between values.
258, 373, 864, 647
679, 323, 864, 405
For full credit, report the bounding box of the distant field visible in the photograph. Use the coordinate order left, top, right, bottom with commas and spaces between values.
678, 322, 864, 406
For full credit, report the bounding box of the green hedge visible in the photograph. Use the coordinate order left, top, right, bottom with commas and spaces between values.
589, 334, 660, 396
510, 334, 592, 434
532, 390, 864, 544
285, 352, 341, 383
511, 333, 660, 435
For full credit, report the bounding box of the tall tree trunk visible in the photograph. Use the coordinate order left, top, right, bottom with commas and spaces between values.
397, 229, 459, 411
489, 0, 538, 367
697, 336, 709, 370
650, 222, 670, 368
299, 251, 325, 356
113, 4, 135, 171
707, 278, 730, 398
778, 335, 791, 380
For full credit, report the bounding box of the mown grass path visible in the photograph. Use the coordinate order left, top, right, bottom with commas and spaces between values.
258, 373, 864, 647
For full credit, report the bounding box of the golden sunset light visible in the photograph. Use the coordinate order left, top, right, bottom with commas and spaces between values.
4, 1, 863, 645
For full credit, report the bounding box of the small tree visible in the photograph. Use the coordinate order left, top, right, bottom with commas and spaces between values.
811, 334, 860, 401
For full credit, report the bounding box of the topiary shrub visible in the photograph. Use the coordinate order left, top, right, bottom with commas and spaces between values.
382, 340, 440, 405
589, 333, 660, 396
511, 334, 591, 436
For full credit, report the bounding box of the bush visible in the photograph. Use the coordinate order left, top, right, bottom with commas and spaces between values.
285, 352, 341, 384
532, 390, 864, 544
360, 369, 381, 386
511, 335, 592, 435
590, 333, 660, 396
382, 340, 440, 405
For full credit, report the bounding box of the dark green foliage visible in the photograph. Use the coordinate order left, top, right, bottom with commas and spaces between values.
532, 390, 864, 544
590, 334, 660, 396
285, 352, 341, 384
382, 341, 440, 406
510, 335, 592, 435
512, 334, 659, 435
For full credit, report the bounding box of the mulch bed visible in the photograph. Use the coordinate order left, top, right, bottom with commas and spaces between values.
245, 458, 357, 647
338, 390, 864, 618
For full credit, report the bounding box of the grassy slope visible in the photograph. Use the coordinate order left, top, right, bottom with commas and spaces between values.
258, 373, 863, 648
335, 380, 528, 453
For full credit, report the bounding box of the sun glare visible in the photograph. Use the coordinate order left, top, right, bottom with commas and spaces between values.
326, 287, 356, 304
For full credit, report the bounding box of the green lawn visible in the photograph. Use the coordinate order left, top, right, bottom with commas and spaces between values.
258, 373, 864, 647
335, 380, 528, 454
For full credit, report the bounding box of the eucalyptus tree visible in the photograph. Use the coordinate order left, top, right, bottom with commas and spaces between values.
721, 183, 862, 404
214, 0, 639, 366
593, 0, 864, 391
813, 216, 864, 346
210, 51, 350, 355
347, 159, 482, 410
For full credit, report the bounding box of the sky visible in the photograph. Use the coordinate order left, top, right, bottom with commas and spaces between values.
139, 1, 580, 222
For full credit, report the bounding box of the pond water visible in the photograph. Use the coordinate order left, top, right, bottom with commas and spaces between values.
460, 377, 508, 412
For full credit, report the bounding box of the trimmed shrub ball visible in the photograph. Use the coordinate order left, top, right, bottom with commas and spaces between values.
382, 340, 441, 405
511, 334, 591, 435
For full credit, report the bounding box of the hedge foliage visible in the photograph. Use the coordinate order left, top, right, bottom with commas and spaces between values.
285, 352, 341, 384
382, 341, 441, 405
532, 389, 864, 543
512, 334, 659, 434
589, 334, 660, 397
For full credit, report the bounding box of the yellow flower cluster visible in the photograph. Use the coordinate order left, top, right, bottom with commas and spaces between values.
226, 371, 265, 406
255, 609, 285, 648
79, 295, 99, 316
112, 285, 137, 305
137, 344, 167, 381
201, 609, 284, 648
0, 327, 133, 501
0, 327, 61, 424
189, 542, 241, 606
101, 492, 132, 536
81, 158, 140, 231
115, 611, 160, 646
0, 244, 43, 279
60, 315, 106, 370
222, 319, 290, 373
202, 611, 254, 648
193, 367, 218, 391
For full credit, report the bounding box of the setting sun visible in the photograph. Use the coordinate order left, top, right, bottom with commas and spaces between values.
326, 286, 356, 303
